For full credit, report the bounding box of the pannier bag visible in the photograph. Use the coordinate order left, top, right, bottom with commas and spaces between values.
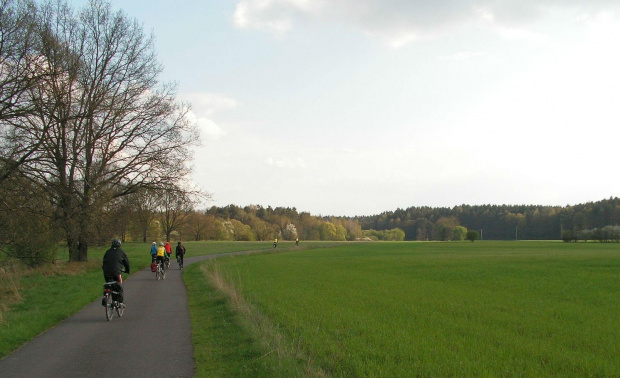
103, 281, 123, 302
103, 281, 122, 292
151, 262, 157, 272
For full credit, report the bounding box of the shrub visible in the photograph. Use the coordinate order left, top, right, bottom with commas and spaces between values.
1, 217, 58, 267
465, 230, 479, 242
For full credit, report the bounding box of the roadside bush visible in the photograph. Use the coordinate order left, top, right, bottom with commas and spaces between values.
562, 230, 578, 242
1, 216, 58, 267
362, 228, 405, 241
452, 226, 468, 241
0, 174, 58, 267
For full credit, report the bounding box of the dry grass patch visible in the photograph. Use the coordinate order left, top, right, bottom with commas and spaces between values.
0, 259, 97, 323
0, 266, 23, 323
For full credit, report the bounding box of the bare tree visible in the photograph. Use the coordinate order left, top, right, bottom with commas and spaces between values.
0, 0, 51, 183
16, 0, 198, 261
95, 194, 134, 243
181, 210, 209, 241
0, 0, 36, 115
159, 187, 202, 241
131, 189, 162, 243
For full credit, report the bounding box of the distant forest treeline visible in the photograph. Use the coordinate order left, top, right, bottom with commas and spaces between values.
354, 197, 620, 241
174, 197, 619, 242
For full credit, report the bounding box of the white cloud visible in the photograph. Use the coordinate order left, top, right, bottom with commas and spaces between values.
180, 92, 238, 141
475, 6, 550, 42
181, 92, 238, 117
233, 0, 324, 33
186, 111, 226, 141
232, 0, 620, 46
576, 9, 618, 29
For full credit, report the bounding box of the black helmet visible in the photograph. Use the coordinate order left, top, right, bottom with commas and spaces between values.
112, 239, 122, 248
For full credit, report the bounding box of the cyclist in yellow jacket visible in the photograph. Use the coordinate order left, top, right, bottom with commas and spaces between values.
155, 242, 167, 271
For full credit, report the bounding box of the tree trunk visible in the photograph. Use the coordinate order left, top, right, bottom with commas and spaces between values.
65, 200, 91, 262
67, 235, 79, 262
67, 226, 89, 262
63, 203, 82, 262
77, 235, 88, 262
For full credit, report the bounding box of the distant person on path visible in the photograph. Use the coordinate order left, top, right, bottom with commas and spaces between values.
295, 237, 299, 246
150, 241, 157, 262
156, 242, 167, 271
102, 239, 130, 305
273, 238, 278, 248
175, 241, 186, 267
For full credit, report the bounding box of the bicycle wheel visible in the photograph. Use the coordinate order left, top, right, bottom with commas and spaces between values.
105, 294, 114, 321
162, 268, 166, 279
115, 301, 124, 317
156, 267, 161, 280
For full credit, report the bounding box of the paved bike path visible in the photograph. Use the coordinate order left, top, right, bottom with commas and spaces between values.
0, 253, 241, 378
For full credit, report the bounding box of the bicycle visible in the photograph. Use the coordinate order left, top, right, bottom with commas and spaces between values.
177, 256, 183, 270
165, 256, 170, 270
155, 261, 166, 280
103, 282, 124, 321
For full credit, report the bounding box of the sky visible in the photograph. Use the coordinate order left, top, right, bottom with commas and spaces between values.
73, 0, 620, 216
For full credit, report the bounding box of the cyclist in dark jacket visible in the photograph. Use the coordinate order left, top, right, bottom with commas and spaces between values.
175, 241, 186, 267
102, 239, 130, 305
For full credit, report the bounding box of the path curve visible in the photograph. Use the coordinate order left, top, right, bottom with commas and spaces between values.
0, 252, 251, 378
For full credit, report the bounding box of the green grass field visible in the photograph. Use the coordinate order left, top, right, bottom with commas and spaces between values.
2, 241, 618, 376
190, 241, 619, 376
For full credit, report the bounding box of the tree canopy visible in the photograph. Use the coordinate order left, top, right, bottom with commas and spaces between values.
0, 0, 198, 262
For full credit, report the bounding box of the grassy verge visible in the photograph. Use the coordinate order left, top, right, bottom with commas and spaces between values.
185, 262, 309, 376
185, 241, 349, 377
192, 241, 619, 376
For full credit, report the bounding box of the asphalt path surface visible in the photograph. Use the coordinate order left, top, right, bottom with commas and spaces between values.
0, 253, 242, 378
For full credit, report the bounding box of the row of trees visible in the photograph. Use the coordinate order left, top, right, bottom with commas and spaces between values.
97, 198, 620, 244
5, 187, 619, 266
168, 205, 362, 242
361, 228, 406, 241
0, 0, 199, 265
106, 202, 490, 244
562, 226, 620, 243
18, 199, 399, 244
